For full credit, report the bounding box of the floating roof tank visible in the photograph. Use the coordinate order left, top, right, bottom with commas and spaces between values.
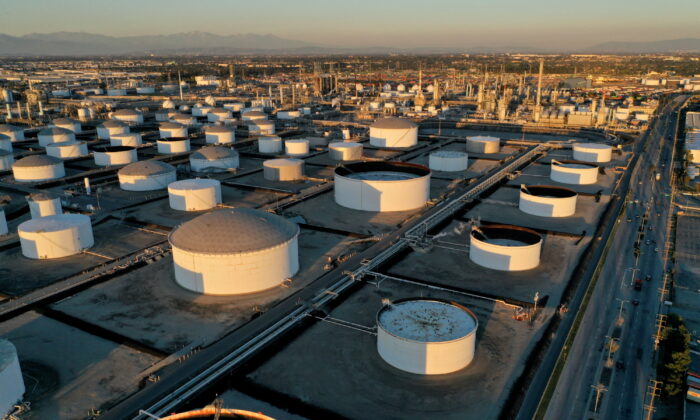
46, 141, 88, 159
93, 146, 138, 166
377, 299, 478, 375
572, 143, 613, 163
109, 132, 142, 147
258, 135, 283, 154
466, 136, 500, 154
334, 161, 430, 212
519, 185, 577, 217
369, 118, 418, 148
118, 160, 176, 191
168, 208, 300, 295
550, 159, 599, 185
328, 142, 363, 161
0, 340, 25, 416
157, 137, 191, 154
159, 121, 188, 139
27, 192, 62, 218
284, 139, 309, 157
38, 127, 75, 147
168, 179, 222, 211
263, 158, 304, 181
469, 224, 542, 271
12, 155, 65, 182
0, 124, 25, 142
51, 118, 81, 133
112, 109, 144, 125
429, 151, 469, 172
204, 125, 235, 144
190, 146, 239, 172
18, 213, 94, 259
97, 120, 129, 140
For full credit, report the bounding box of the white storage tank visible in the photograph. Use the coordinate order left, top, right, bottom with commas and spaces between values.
550, 159, 599, 185
191, 105, 212, 117
369, 118, 418, 148
168, 179, 221, 211
76, 108, 93, 121
18, 214, 94, 259
155, 109, 176, 122
27, 193, 62, 218
285, 139, 310, 156
329, 142, 363, 161
159, 122, 188, 139
242, 110, 267, 121
109, 132, 142, 147
0, 150, 14, 171
0, 340, 25, 415
377, 299, 478, 375
118, 160, 177, 191
469, 225, 542, 271
162, 99, 176, 109
190, 146, 239, 172
572, 143, 613, 163
171, 113, 196, 126
429, 151, 469, 172
97, 121, 129, 140
248, 120, 275, 135
157, 138, 190, 154
0, 124, 25, 142
466, 136, 500, 153
112, 109, 144, 125
37, 127, 75, 147
93, 146, 138, 166
51, 118, 82, 133
46, 141, 88, 159
223, 102, 244, 112
12, 155, 65, 182
168, 208, 300, 295
263, 159, 304, 181
277, 110, 301, 120
519, 185, 577, 217
0, 134, 12, 152
258, 135, 283, 154
334, 161, 431, 212
207, 108, 232, 122
204, 125, 235, 144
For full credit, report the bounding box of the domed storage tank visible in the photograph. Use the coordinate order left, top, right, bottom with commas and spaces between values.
110, 132, 142, 147
377, 299, 478, 375
519, 185, 577, 217
204, 125, 235, 144
38, 127, 75, 147
190, 147, 239, 172
0, 150, 14, 171
248, 120, 275, 135
429, 151, 469, 172
285, 139, 309, 157
168, 179, 222, 211
97, 120, 129, 140
51, 118, 81, 133
46, 141, 88, 159
112, 109, 143, 125
157, 137, 191, 154
118, 160, 176, 191
0, 339, 25, 415
168, 208, 300, 295
171, 113, 196, 126
155, 109, 176, 122
27, 193, 62, 218
329, 142, 363, 161
18, 214, 94, 259
242, 110, 267, 121
12, 155, 65, 182
207, 108, 232, 122
0, 124, 25, 142
550, 159, 599, 185
93, 146, 138, 166
277, 110, 301, 120
159, 122, 188, 139
466, 136, 500, 153
0, 134, 12, 152
334, 161, 430, 212
258, 135, 283, 154
369, 118, 418, 148
572, 143, 613, 163
263, 159, 304, 181
162, 99, 176, 109
469, 224, 542, 271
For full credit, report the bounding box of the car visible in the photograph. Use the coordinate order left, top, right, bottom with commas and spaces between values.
646, 240, 651, 245
645, 275, 652, 281
632, 299, 640, 306
627, 218, 632, 222
654, 247, 659, 253
636, 215, 641, 219
616, 361, 626, 370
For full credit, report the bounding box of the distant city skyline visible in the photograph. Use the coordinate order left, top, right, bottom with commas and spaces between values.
1, 0, 699, 50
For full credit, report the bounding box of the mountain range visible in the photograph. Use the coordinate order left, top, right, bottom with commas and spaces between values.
0, 32, 699, 56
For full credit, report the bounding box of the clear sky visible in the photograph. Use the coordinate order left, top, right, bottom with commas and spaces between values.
1, 0, 698, 49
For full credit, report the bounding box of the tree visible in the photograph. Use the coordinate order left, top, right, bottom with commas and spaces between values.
664, 351, 691, 396
659, 314, 692, 397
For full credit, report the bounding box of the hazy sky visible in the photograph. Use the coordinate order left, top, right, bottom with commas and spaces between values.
1, 0, 698, 49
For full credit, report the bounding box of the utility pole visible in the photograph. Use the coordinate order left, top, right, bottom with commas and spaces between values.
591, 383, 607, 413
616, 298, 627, 321
653, 314, 667, 350
605, 336, 618, 365
644, 380, 662, 420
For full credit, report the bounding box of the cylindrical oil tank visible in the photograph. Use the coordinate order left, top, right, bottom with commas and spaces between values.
0, 134, 12, 152
376, 299, 478, 375
191, 105, 212, 117
45, 141, 88, 159
572, 143, 613, 163
258, 135, 283, 154
12, 155, 65, 182
204, 125, 235, 144
207, 108, 231, 122
118, 160, 177, 191
37, 127, 75, 147
168, 208, 300, 295
466, 136, 500, 153
0, 150, 14, 171
18, 214, 94, 259
51, 118, 81, 133
329, 142, 363, 161
157, 138, 191, 154
171, 113, 196, 126
519, 185, 577, 217
109, 132, 142, 147
285, 139, 309, 156
0, 340, 25, 414
263, 159, 304, 181
0, 124, 25, 142
162, 99, 176, 109
334, 161, 430, 212
159, 122, 188, 139
550, 159, 599, 184
93, 146, 138, 166
369, 118, 418, 148
248, 120, 275, 135
242, 110, 267, 121
223, 102, 244, 112
307, 136, 329, 148
469, 225, 542, 271
112, 109, 144, 125
168, 179, 221, 211
277, 110, 301, 120
97, 121, 129, 140
155, 109, 176, 122
27, 193, 62, 218
429, 151, 469, 172
190, 146, 239, 172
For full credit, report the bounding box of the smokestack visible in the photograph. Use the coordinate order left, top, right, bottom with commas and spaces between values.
536, 59, 544, 108
178, 71, 183, 101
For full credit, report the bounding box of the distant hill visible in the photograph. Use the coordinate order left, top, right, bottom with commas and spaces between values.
589, 38, 700, 53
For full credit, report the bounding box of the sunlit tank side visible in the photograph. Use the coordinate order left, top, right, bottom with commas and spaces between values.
204, 125, 235, 144
241, 110, 267, 121
519, 184, 577, 217
550, 159, 599, 185
27, 193, 62, 218
258, 135, 283, 154
263, 158, 304, 181
429, 151, 469, 172
247, 120, 275, 135
37, 127, 75, 147
469, 224, 542, 271
157, 137, 191, 154
18, 214, 94, 259
168, 179, 221, 211
277, 110, 301, 120
118, 160, 177, 191
51, 118, 81, 133
207, 108, 232, 122
369, 117, 418, 148
109, 132, 142, 147
0, 340, 25, 416
328, 142, 363, 161
0, 124, 25, 142
159, 122, 188, 139
111, 109, 144, 125
93, 146, 138, 166
45, 141, 88, 159
572, 143, 612, 163
97, 121, 129, 140
12, 155, 65, 182
284, 139, 309, 156
466, 136, 500, 153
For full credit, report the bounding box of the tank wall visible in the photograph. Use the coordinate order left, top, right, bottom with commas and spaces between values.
119, 172, 177, 191
0, 342, 25, 415
369, 126, 418, 148
550, 165, 598, 184
110, 133, 142, 147
0, 154, 15, 171
0, 210, 7, 236
519, 191, 577, 217
157, 139, 190, 154
38, 132, 75, 147
429, 153, 469, 171
264, 162, 303, 181
94, 149, 138, 166
46, 142, 88, 158
19, 219, 94, 259
285, 140, 309, 156
259, 139, 283, 153
159, 127, 188, 139
29, 198, 62, 218
573, 146, 612, 163
205, 131, 235, 144
329, 144, 363, 161
14, 164, 65, 182
97, 126, 129, 140
190, 156, 239, 172
168, 184, 221, 211
334, 174, 430, 212
466, 139, 500, 153
469, 236, 541, 271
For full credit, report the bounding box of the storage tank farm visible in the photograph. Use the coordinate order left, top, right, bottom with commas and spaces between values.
469, 225, 543, 271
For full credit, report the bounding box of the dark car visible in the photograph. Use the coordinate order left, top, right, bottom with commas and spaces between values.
632, 299, 640, 306
616, 361, 626, 370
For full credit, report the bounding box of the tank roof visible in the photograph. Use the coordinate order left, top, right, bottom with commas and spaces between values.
264, 158, 303, 167
191, 146, 238, 160
335, 161, 430, 178
100, 120, 128, 128
118, 160, 175, 176
431, 150, 467, 158
52, 118, 79, 124
471, 224, 541, 246
168, 179, 220, 190
169, 208, 299, 254
113, 109, 141, 116
19, 213, 90, 233
242, 111, 266, 117
204, 125, 234, 133
521, 184, 577, 198
38, 127, 73, 136
13, 154, 62, 167
378, 299, 477, 342
573, 142, 612, 150
371, 117, 416, 129
160, 121, 185, 129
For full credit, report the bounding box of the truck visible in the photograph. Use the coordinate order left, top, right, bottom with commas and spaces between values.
634, 278, 643, 291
